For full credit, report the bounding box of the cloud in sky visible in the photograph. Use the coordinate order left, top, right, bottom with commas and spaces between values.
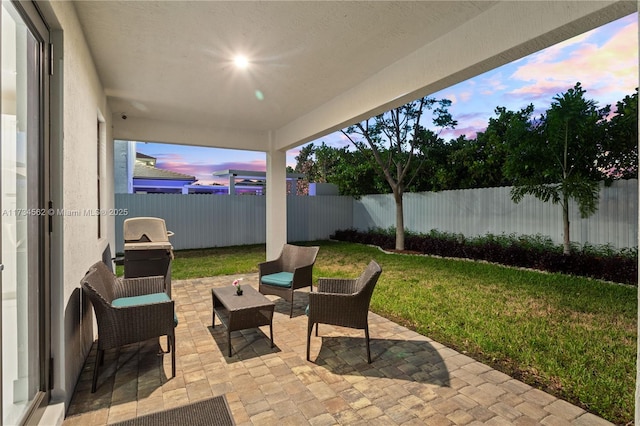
287, 132, 351, 169
441, 112, 489, 139
435, 14, 638, 138
440, 126, 475, 140
478, 73, 508, 96
457, 91, 473, 103
522, 29, 596, 65
146, 150, 266, 185
153, 159, 217, 183
509, 16, 637, 106
212, 159, 266, 172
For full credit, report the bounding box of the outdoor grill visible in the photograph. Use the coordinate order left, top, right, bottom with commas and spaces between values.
123, 217, 174, 296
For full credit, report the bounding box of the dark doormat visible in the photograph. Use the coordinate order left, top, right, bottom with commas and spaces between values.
111, 395, 235, 426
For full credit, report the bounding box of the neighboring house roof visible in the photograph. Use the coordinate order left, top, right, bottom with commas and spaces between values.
136, 152, 156, 167
136, 152, 156, 160
134, 163, 196, 181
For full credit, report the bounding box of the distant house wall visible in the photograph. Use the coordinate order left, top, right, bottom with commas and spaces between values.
114, 180, 637, 252
133, 178, 194, 193
309, 183, 339, 196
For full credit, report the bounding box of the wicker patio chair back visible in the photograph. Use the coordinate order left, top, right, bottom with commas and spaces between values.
354, 260, 382, 303
280, 244, 319, 272
82, 262, 116, 308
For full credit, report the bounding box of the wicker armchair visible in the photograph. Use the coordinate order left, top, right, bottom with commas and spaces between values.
81, 261, 176, 392
258, 244, 319, 317
306, 260, 382, 363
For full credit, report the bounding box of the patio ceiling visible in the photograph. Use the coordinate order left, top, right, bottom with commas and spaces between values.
73, 1, 635, 152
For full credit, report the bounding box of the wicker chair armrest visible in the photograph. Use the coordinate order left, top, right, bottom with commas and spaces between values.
258, 259, 282, 277
317, 278, 358, 294
115, 275, 165, 298
291, 263, 315, 289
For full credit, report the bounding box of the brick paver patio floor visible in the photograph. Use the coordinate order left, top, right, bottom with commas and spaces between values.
62, 274, 613, 425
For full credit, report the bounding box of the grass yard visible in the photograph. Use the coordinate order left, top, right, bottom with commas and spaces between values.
136, 240, 637, 424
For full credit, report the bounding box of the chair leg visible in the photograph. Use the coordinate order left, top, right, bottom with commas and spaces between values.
365, 326, 371, 364
170, 334, 176, 378
91, 348, 104, 393
306, 320, 314, 361
289, 291, 294, 318
315, 323, 318, 337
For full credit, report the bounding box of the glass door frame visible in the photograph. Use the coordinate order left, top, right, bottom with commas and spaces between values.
1, 1, 51, 424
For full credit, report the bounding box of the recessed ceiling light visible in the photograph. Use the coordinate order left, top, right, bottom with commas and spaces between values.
233, 55, 249, 69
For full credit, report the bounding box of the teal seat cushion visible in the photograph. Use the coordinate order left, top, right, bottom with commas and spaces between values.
113, 293, 178, 326
261, 272, 294, 288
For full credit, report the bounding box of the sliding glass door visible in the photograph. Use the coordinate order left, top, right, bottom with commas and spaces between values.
1, 1, 50, 424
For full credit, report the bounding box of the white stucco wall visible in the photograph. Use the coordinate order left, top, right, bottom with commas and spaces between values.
39, 0, 114, 411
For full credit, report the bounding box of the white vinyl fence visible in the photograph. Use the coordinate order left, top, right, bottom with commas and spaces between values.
115, 179, 637, 252
114, 194, 353, 252
354, 179, 638, 249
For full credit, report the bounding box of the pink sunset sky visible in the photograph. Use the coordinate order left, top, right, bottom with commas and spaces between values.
136, 13, 638, 185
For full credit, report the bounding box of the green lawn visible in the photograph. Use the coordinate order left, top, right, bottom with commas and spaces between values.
137, 240, 637, 424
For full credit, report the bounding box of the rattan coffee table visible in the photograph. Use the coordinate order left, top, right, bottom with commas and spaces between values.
211, 285, 275, 357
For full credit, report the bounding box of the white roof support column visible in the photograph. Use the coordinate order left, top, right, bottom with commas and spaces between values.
266, 148, 287, 260
228, 175, 235, 195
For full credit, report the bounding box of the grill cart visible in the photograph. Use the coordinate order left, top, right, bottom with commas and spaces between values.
123, 217, 174, 297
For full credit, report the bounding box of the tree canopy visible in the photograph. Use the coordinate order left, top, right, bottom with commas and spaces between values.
292, 84, 637, 252
294, 85, 636, 197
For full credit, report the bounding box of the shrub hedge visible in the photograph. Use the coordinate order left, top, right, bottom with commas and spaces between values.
330, 228, 638, 286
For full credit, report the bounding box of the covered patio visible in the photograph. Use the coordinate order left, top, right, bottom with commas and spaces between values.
1, 1, 636, 425
62, 274, 612, 425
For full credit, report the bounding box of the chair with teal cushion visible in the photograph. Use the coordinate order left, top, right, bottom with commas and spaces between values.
259, 244, 319, 317
112, 293, 179, 326
81, 261, 176, 392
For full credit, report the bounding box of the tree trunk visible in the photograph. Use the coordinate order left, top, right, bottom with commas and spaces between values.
394, 190, 404, 250
562, 198, 571, 255
562, 122, 571, 255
